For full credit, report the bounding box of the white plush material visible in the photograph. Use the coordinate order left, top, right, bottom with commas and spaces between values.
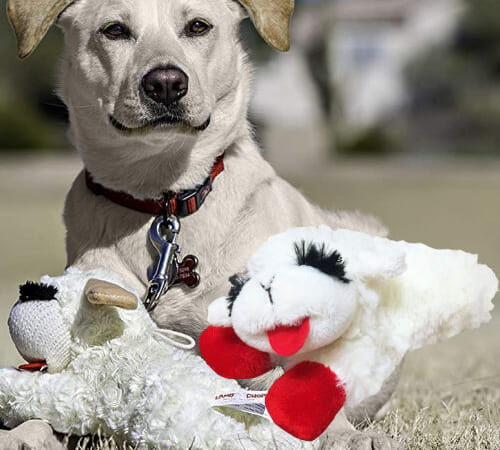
208, 226, 498, 407
0, 270, 314, 449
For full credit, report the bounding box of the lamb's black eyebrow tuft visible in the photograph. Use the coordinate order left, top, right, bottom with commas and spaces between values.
226, 274, 249, 316
19, 281, 58, 303
294, 240, 350, 283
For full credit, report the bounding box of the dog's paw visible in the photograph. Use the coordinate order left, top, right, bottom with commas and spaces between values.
0, 430, 24, 450
0, 420, 66, 450
237, 365, 285, 391
323, 430, 403, 450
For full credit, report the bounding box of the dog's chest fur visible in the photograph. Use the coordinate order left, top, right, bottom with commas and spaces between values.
64, 143, 384, 340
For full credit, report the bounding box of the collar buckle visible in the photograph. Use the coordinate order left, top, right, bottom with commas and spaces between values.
169, 175, 213, 217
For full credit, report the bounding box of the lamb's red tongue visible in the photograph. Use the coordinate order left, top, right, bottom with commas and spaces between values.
267, 318, 310, 357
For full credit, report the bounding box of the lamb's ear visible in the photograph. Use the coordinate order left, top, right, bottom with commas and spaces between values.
85, 279, 138, 310
7, 0, 73, 59
237, 0, 294, 52
207, 297, 232, 327
351, 243, 407, 281
333, 230, 407, 281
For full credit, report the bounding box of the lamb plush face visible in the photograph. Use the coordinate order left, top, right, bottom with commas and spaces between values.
208, 226, 408, 358
209, 242, 358, 357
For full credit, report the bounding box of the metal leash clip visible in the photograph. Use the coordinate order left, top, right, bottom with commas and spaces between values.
143, 215, 201, 311
143, 215, 181, 311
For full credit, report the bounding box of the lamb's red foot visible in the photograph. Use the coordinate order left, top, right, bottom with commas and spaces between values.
265, 361, 346, 441
199, 326, 272, 379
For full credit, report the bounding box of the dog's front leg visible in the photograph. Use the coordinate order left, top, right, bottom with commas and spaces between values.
320, 411, 403, 450
0, 420, 67, 450
345, 360, 403, 427
317, 364, 404, 449
237, 366, 285, 391
68, 247, 147, 296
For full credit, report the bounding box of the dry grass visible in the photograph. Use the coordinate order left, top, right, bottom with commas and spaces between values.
372, 381, 500, 449
73, 432, 135, 450
371, 329, 500, 448
1, 155, 499, 449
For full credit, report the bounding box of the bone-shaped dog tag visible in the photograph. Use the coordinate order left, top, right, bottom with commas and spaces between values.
173, 255, 200, 288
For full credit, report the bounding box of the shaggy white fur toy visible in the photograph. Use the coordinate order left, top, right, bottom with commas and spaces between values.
200, 226, 498, 440
0, 270, 313, 449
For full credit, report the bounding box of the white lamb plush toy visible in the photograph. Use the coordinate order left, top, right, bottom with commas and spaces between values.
199, 226, 498, 441
0, 270, 312, 449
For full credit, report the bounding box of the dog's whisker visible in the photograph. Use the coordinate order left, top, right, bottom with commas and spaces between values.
69, 105, 100, 110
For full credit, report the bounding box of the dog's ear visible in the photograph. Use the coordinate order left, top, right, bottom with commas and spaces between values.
237, 0, 294, 52
7, 0, 73, 59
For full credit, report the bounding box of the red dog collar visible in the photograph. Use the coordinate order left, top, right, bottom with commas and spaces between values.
85, 154, 224, 217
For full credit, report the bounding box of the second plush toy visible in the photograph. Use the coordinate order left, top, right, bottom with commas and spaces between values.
199, 226, 498, 441
1, 270, 308, 449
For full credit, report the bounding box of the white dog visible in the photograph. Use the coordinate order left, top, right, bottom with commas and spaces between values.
3, 0, 400, 448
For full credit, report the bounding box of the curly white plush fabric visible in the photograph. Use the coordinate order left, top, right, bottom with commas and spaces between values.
0, 270, 313, 449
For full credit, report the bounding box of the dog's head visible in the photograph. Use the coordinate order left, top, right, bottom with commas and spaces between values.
7, 0, 293, 141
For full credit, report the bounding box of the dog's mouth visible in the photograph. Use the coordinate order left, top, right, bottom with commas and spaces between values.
109, 114, 211, 136
267, 317, 310, 357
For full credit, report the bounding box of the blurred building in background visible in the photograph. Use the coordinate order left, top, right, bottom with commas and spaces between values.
330, 0, 463, 127
251, 0, 467, 170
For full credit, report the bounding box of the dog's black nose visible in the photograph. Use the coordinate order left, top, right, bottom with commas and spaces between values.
142, 66, 189, 106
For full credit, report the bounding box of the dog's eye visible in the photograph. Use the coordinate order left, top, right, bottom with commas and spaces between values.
185, 18, 213, 37
101, 22, 131, 40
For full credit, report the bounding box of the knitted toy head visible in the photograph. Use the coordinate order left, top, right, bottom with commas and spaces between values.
200, 226, 498, 441
8, 274, 143, 373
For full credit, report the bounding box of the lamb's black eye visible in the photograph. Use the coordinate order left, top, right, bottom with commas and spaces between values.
185, 18, 213, 36
226, 274, 249, 316
101, 22, 131, 40
294, 240, 350, 283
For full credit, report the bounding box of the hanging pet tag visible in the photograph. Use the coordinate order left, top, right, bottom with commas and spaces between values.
174, 255, 200, 288
143, 215, 200, 311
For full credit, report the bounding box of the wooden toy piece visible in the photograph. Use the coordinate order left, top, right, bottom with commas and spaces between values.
85, 279, 138, 310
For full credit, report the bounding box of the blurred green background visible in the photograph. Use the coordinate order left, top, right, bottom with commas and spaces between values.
0, 6, 65, 151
